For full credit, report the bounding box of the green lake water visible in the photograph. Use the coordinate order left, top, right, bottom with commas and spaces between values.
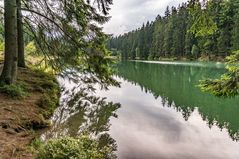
45, 61, 239, 159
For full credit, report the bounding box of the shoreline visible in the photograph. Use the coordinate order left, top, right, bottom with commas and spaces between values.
0, 66, 60, 159
128, 60, 225, 69
120, 54, 226, 63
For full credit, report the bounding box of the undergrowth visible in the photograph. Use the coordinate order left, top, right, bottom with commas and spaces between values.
34, 136, 113, 159
0, 83, 28, 99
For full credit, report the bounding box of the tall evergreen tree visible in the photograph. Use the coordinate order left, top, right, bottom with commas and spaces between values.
17, 0, 25, 67
0, 0, 18, 84
0, 0, 118, 87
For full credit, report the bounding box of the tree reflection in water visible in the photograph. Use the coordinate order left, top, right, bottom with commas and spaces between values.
117, 61, 239, 141
43, 79, 121, 159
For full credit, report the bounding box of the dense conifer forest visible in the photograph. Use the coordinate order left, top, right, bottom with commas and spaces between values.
0, 0, 238, 158
107, 0, 239, 60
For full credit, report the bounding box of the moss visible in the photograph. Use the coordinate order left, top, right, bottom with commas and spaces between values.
0, 68, 60, 111
34, 71, 60, 118
0, 84, 28, 99
25, 68, 61, 156
6, 68, 60, 128
37, 92, 59, 118
18, 68, 60, 119
13, 67, 61, 117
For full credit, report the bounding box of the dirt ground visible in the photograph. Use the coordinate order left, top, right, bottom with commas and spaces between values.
0, 93, 41, 159
0, 66, 59, 159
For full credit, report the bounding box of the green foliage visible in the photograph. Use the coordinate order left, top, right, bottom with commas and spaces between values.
199, 50, 239, 97
36, 136, 114, 159
0, 41, 4, 52
191, 44, 199, 56
148, 53, 154, 60
1, 0, 118, 88
189, 11, 218, 37
37, 93, 58, 117
203, 39, 214, 54
19, 0, 119, 90
25, 41, 37, 55
29, 69, 60, 118
0, 84, 28, 99
226, 50, 239, 64
194, 0, 239, 97
199, 74, 239, 97
108, 0, 238, 60
31, 138, 45, 151
108, 0, 239, 98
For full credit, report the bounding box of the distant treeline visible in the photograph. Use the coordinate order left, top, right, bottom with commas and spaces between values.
107, 0, 239, 60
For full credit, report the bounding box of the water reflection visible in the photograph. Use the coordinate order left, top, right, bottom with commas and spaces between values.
96, 61, 239, 159
43, 80, 120, 159
116, 61, 239, 141
44, 61, 239, 159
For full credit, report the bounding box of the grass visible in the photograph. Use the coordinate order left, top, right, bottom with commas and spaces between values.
0, 83, 28, 99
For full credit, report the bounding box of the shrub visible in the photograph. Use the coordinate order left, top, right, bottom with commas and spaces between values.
36, 136, 111, 159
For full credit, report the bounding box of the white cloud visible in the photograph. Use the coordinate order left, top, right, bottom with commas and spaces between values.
103, 0, 188, 36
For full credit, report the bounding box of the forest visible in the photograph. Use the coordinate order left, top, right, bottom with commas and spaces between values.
107, 0, 239, 60
0, 0, 238, 158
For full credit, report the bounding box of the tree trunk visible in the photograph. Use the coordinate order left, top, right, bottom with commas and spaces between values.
0, 0, 18, 84
17, 0, 25, 67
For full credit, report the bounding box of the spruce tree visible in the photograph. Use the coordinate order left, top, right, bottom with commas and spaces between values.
0, 0, 18, 85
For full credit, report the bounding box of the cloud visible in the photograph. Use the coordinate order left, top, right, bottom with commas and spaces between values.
103, 0, 188, 36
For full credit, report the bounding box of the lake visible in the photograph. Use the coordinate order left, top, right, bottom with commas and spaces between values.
44, 61, 239, 159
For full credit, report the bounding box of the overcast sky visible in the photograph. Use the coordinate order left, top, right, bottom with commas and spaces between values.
103, 0, 188, 36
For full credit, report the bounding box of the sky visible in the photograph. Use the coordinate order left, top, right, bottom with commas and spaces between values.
103, 0, 188, 36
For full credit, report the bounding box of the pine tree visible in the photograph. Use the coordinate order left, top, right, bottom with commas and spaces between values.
0, 0, 18, 84
0, 0, 117, 86
17, 0, 25, 67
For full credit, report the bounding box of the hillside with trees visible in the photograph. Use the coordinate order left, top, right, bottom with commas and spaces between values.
107, 0, 239, 61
